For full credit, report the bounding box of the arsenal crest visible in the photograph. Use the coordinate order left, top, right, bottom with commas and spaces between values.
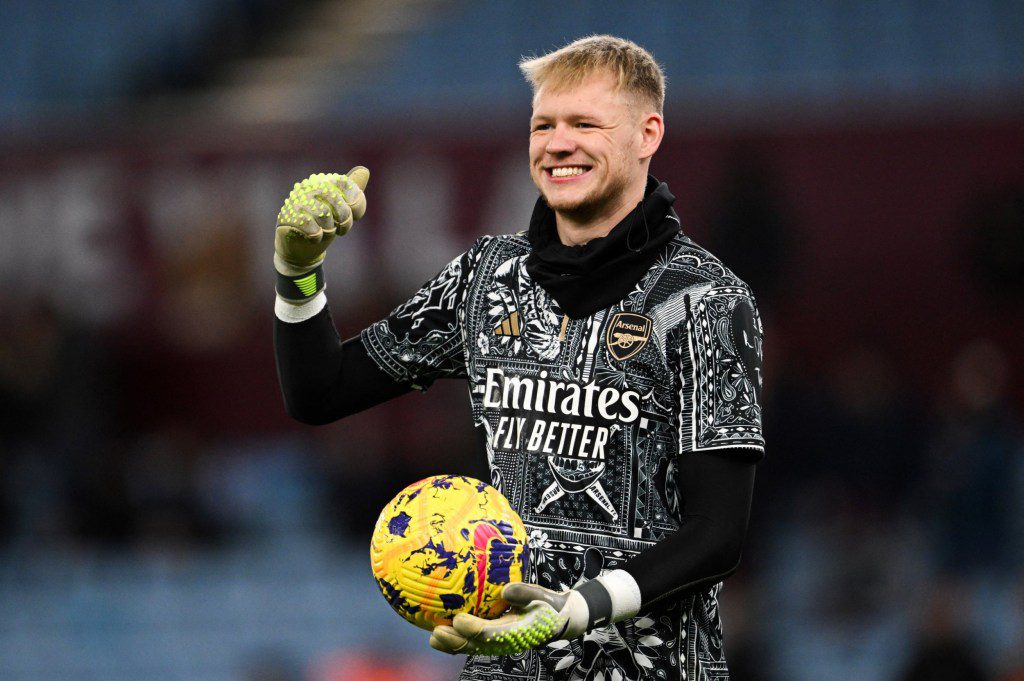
605, 312, 652, 361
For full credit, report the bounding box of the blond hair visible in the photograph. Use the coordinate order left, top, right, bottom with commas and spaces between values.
519, 35, 665, 115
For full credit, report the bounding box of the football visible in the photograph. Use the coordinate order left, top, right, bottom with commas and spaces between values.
369, 474, 529, 631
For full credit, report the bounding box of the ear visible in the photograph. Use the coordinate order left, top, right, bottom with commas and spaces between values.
637, 111, 664, 161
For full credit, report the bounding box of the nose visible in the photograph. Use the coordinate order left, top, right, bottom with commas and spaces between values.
546, 123, 577, 155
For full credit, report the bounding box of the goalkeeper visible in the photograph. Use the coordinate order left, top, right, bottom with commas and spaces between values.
274, 35, 763, 680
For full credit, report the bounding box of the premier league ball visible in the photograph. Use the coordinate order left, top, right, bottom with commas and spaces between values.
369, 474, 529, 631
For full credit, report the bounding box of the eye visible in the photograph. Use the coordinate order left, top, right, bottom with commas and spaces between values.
576, 122, 595, 128
532, 123, 552, 132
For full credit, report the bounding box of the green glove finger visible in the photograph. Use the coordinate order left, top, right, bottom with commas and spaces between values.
502, 582, 566, 608
451, 612, 494, 638
277, 178, 324, 231
310, 180, 353, 235
451, 604, 565, 656
347, 165, 370, 191
338, 166, 369, 222
309, 170, 366, 234
278, 172, 362, 228
429, 625, 469, 655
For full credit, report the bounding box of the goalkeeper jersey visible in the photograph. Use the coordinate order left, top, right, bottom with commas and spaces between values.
359, 196, 765, 681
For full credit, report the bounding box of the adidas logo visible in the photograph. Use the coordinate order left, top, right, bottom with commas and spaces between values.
494, 311, 520, 337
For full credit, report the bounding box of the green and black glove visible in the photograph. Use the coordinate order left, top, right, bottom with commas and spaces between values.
274, 167, 369, 304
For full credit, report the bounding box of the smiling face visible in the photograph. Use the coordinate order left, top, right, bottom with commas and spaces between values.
529, 71, 659, 234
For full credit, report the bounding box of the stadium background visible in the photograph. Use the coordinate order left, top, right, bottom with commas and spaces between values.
1, 1, 1023, 679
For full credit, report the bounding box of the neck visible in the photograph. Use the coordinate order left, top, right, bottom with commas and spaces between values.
555, 176, 647, 246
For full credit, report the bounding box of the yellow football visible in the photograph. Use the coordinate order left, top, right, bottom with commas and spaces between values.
369, 474, 529, 631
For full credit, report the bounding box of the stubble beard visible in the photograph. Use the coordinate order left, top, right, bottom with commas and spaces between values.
539, 164, 633, 227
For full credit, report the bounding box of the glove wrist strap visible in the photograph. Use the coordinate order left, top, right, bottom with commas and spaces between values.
575, 569, 643, 632
596, 569, 642, 621
276, 263, 325, 303
576, 579, 614, 631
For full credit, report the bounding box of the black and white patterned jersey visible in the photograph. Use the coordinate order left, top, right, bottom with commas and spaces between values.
361, 228, 765, 681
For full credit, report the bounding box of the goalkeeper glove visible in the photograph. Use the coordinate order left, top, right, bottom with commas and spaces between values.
429, 572, 641, 656
274, 166, 369, 304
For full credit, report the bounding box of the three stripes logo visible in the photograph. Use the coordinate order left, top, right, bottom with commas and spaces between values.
494, 311, 520, 337
494, 312, 572, 340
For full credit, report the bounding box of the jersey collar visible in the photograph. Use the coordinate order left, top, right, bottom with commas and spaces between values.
525, 176, 681, 319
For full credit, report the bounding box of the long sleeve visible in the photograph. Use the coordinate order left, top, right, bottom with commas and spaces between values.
274, 305, 411, 425
621, 448, 755, 612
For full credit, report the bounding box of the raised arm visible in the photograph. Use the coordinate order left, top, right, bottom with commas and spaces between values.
272, 167, 412, 424
275, 314, 412, 425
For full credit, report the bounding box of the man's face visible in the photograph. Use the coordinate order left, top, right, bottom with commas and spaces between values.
529, 72, 645, 222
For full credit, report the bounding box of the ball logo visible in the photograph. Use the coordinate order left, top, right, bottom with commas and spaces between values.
605, 312, 653, 361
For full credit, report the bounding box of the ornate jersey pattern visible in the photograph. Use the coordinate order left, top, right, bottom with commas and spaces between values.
362, 232, 764, 681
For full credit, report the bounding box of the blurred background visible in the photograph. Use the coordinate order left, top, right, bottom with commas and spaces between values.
1, 1, 1023, 679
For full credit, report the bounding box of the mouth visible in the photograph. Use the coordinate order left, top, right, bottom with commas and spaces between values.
544, 165, 593, 182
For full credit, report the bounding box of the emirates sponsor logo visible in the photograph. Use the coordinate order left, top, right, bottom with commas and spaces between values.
482, 367, 640, 522
483, 367, 641, 462
483, 368, 641, 425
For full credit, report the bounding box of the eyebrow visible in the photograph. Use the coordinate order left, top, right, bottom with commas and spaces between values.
530, 112, 602, 124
